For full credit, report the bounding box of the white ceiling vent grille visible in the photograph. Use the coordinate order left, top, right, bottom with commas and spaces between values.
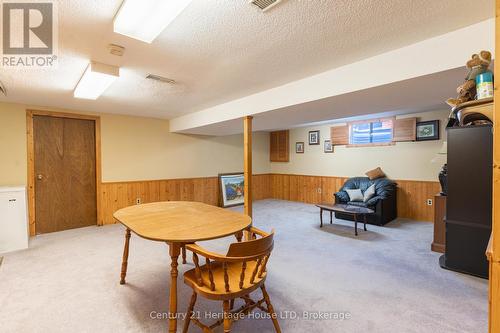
250, 0, 282, 12
146, 74, 176, 85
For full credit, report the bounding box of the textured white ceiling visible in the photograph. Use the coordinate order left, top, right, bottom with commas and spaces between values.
184, 67, 466, 135
0, 0, 494, 119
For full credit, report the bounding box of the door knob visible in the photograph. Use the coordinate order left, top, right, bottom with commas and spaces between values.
37, 174, 43, 180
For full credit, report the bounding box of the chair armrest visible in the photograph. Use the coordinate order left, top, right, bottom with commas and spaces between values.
335, 191, 349, 203
185, 243, 244, 262
248, 226, 269, 238
365, 195, 384, 207
185, 243, 228, 261
366, 195, 384, 206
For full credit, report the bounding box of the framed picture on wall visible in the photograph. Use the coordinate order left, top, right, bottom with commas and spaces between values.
324, 140, 333, 153
416, 120, 440, 141
309, 130, 320, 145
296, 142, 304, 153
218, 173, 244, 208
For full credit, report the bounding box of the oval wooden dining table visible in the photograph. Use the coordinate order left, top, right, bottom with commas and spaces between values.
113, 201, 252, 333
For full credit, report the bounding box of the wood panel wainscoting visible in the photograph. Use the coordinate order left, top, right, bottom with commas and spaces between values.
101, 175, 272, 225
270, 174, 440, 222
100, 173, 439, 226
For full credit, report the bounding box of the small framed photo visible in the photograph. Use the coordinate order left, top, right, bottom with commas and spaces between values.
296, 142, 304, 153
324, 140, 333, 153
218, 173, 244, 208
309, 130, 320, 145
416, 120, 440, 141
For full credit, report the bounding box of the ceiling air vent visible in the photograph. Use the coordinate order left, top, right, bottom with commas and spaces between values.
108, 44, 125, 57
250, 0, 282, 12
146, 74, 176, 85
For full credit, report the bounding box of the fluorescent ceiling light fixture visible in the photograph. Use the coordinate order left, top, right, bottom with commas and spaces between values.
113, 0, 193, 43
74, 62, 120, 100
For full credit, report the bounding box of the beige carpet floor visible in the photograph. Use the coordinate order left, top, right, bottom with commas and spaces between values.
0, 199, 488, 332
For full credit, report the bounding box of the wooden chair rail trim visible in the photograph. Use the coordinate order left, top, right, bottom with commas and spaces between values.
267, 173, 439, 183
101, 173, 273, 185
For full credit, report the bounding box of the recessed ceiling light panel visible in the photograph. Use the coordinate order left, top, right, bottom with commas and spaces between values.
113, 0, 193, 43
74, 62, 120, 100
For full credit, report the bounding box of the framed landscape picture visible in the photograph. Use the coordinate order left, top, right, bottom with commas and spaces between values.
296, 142, 304, 153
416, 120, 439, 141
309, 130, 320, 145
324, 140, 333, 153
218, 173, 244, 208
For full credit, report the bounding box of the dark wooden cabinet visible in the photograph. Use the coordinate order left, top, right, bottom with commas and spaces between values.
440, 125, 493, 278
270, 130, 289, 162
432, 194, 446, 253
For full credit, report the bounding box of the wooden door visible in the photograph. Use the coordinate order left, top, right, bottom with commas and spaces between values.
33, 116, 97, 234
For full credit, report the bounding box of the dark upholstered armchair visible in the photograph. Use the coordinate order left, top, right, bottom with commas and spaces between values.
334, 177, 397, 226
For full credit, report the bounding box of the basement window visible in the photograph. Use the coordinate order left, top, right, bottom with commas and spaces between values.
349, 119, 393, 145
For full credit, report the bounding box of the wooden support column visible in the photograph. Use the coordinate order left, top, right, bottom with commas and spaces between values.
490, 2, 500, 332
244, 116, 253, 220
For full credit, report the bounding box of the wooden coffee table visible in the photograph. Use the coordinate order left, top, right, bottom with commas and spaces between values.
315, 203, 374, 236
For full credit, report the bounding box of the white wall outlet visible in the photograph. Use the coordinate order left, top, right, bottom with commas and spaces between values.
317, 188, 322, 193
427, 199, 433, 206
136, 198, 142, 205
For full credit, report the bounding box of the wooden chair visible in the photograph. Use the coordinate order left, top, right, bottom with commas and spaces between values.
182, 227, 280, 333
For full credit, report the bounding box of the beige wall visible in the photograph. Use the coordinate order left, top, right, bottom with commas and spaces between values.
0, 101, 448, 185
0, 102, 270, 186
100, 114, 270, 181
0, 103, 28, 186
271, 109, 449, 181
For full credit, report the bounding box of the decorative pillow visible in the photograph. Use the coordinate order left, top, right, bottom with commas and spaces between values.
345, 189, 363, 202
365, 167, 386, 180
363, 184, 376, 202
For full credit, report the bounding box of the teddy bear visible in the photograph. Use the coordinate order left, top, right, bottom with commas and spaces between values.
446, 80, 476, 108
446, 50, 491, 108
465, 50, 491, 80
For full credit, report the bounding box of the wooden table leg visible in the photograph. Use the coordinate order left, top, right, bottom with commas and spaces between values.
120, 228, 131, 285
330, 211, 333, 224
182, 245, 187, 264
168, 243, 181, 333
363, 215, 368, 231
320, 208, 323, 228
